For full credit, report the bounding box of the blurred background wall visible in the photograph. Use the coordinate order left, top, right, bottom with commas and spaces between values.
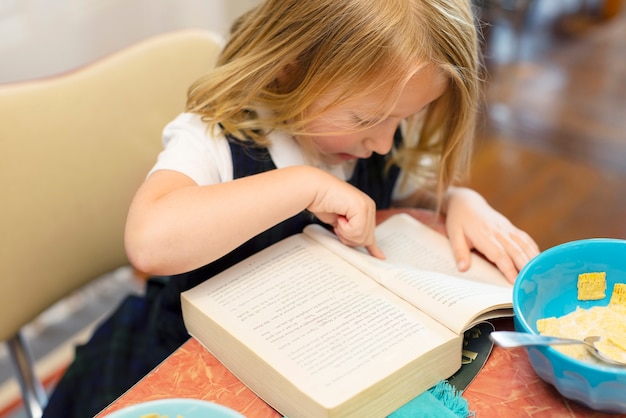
0, 0, 261, 84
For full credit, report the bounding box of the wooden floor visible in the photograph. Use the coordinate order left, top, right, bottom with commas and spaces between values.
469, 1, 626, 251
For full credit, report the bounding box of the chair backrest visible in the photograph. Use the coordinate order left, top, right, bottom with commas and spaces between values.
0, 29, 223, 342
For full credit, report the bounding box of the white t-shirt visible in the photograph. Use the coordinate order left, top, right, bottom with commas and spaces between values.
149, 112, 417, 199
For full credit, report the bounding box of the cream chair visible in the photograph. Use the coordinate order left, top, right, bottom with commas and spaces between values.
0, 29, 223, 418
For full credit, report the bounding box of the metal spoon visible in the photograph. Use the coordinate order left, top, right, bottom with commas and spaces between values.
489, 331, 626, 367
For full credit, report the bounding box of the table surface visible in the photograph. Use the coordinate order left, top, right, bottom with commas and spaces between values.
95, 209, 626, 418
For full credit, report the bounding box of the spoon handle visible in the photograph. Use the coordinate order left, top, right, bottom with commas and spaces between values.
490, 331, 583, 348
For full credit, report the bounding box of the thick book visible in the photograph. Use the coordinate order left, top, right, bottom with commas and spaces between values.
181, 213, 512, 418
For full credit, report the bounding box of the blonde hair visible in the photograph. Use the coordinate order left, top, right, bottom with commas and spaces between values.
187, 0, 482, 202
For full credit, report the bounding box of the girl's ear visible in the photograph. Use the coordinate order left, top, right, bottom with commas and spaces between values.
274, 63, 301, 92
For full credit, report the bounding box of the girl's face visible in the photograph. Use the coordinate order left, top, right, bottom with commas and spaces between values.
302, 65, 448, 166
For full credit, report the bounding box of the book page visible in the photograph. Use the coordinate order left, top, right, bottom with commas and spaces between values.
182, 233, 460, 409
374, 214, 509, 287
303, 214, 513, 334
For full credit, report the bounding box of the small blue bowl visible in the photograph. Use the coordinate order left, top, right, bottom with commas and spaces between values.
105, 398, 245, 418
513, 238, 626, 414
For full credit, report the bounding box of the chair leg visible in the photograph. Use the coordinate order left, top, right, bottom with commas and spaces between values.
6, 331, 47, 418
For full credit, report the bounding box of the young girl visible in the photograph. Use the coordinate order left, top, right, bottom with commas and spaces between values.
44, 0, 539, 416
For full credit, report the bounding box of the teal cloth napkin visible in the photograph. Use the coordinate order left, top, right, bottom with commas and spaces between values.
388, 380, 470, 418
282, 380, 470, 418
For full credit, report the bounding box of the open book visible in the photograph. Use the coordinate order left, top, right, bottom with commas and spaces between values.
181, 213, 512, 418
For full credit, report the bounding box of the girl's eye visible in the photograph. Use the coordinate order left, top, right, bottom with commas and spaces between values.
352, 113, 381, 127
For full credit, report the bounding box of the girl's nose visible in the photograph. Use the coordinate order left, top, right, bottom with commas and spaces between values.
364, 127, 395, 155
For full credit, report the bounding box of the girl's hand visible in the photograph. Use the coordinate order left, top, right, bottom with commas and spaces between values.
444, 187, 539, 283
307, 171, 385, 259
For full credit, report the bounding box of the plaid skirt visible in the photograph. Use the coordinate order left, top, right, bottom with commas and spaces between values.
42, 277, 188, 418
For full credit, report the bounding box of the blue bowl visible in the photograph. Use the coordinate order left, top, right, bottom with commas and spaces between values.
513, 238, 626, 414
105, 398, 245, 418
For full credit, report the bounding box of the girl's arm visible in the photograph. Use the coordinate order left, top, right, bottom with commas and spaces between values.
125, 165, 383, 275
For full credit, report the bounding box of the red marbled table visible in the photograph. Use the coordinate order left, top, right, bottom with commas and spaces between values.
96, 210, 625, 418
